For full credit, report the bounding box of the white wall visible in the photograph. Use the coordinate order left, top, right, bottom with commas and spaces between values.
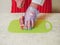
0, 0, 11, 13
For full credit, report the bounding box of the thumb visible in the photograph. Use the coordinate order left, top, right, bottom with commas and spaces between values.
19, 16, 24, 29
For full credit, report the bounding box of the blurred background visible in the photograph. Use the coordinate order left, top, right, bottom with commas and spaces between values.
0, 0, 60, 13
52, 0, 60, 13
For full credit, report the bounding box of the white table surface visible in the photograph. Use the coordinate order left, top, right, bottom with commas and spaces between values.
0, 13, 60, 45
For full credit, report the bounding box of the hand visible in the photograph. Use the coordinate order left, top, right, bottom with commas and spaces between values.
20, 15, 35, 30
15, 0, 25, 8
20, 7, 39, 30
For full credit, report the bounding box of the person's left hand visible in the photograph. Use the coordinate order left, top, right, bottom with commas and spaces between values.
20, 7, 39, 30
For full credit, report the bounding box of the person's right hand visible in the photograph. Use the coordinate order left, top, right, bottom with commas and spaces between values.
15, 0, 25, 8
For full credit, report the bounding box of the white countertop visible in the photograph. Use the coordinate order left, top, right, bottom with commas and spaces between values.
0, 13, 60, 45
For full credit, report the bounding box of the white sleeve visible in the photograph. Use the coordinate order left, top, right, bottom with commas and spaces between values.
32, 0, 45, 6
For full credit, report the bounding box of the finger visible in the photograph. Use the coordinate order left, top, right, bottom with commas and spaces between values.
31, 19, 35, 28
24, 20, 28, 30
20, 16, 24, 29
27, 20, 31, 30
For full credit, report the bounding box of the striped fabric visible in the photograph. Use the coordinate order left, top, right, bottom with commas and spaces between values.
11, 0, 52, 13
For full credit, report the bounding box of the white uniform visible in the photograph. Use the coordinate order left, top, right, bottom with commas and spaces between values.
32, 0, 45, 6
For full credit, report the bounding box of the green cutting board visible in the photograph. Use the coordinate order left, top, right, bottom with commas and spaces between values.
8, 19, 52, 33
